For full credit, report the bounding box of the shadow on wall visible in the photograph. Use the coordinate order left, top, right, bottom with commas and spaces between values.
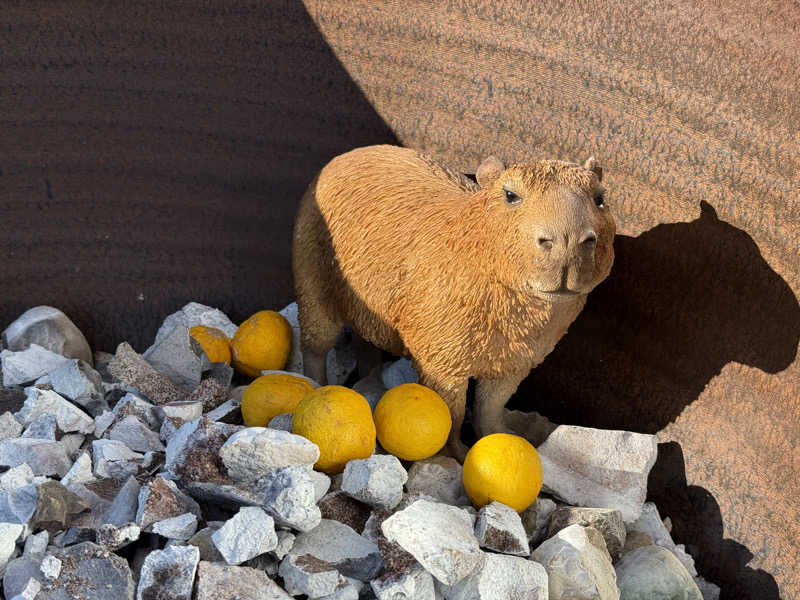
510, 201, 799, 599
0, 0, 397, 352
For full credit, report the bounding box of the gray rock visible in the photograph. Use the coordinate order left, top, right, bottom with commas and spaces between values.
474, 501, 529, 556
273, 529, 296, 560
113, 393, 162, 431
184, 481, 264, 510
186, 525, 226, 562
37, 542, 136, 600
0, 484, 40, 534
278, 303, 304, 374
206, 397, 242, 423
96, 522, 141, 551
93, 410, 115, 438
351, 372, 387, 411
159, 401, 203, 423
693, 576, 720, 600
381, 358, 418, 389
23, 531, 48, 556
150, 302, 238, 349
194, 561, 293, 600
371, 567, 435, 600
341, 455, 407, 510
165, 417, 241, 484
10, 577, 41, 600
0, 411, 24, 441
0, 523, 23, 572
504, 409, 557, 448
616, 545, 702, 600
3, 556, 44, 599
136, 475, 201, 531
136, 544, 199, 600
628, 502, 697, 576
362, 508, 417, 574
60, 433, 85, 460
108, 342, 184, 405
1, 345, 71, 387
212, 507, 278, 565
327, 332, 358, 385
381, 499, 484, 585
92, 439, 144, 480
104, 475, 141, 526
47, 359, 107, 415
406, 456, 469, 505
220, 427, 319, 483
289, 519, 382, 581
521, 497, 557, 547
21, 414, 56, 439
319, 577, 362, 600
318, 491, 372, 533
16, 387, 95, 435
278, 552, 345, 598
32, 480, 89, 533
144, 324, 208, 389
547, 507, 627, 559
440, 553, 548, 600
267, 413, 293, 432
531, 524, 618, 600
152, 512, 198, 541
61, 452, 96, 487
0, 438, 71, 476
2, 306, 92, 364
258, 466, 322, 532
109, 415, 165, 453
538, 426, 657, 523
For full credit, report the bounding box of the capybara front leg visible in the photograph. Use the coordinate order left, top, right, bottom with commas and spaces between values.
474, 371, 528, 439
415, 365, 469, 462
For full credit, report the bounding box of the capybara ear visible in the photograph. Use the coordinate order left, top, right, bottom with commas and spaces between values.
584, 156, 603, 182
476, 155, 505, 188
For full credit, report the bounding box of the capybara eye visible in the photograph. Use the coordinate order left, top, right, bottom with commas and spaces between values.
503, 188, 521, 205
594, 193, 605, 207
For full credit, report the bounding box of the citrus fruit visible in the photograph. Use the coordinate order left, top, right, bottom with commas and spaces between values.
292, 385, 376, 474
373, 383, 451, 461
188, 325, 231, 364
462, 433, 543, 512
230, 310, 292, 377
241, 372, 316, 427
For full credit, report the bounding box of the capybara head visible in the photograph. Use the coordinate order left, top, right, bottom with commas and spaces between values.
474, 155, 616, 303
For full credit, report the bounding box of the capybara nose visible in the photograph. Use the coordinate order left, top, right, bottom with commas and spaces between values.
579, 230, 597, 248
536, 233, 554, 251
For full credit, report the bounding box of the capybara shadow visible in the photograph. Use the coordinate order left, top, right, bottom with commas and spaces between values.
511, 201, 800, 432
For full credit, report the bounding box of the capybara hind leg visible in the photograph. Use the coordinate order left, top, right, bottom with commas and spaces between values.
297, 301, 341, 386
474, 371, 528, 439
416, 365, 469, 462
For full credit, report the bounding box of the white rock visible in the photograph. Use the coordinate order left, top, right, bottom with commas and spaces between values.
531, 523, 619, 600
381, 358, 419, 389
474, 501, 530, 556
0, 464, 37, 492
279, 552, 345, 598
60, 434, 85, 460
371, 567, 436, 600
341, 454, 407, 510
136, 544, 200, 600
152, 513, 198, 541
60, 452, 95, 487
212, 507, 278, 565
194, 561, 293, 600
23, 531, 48, 556
289, 519, 382, 581
0, 438, 71, 476
1, 306, 92, 364
143, 324, 207, 389
440, 553, 548, 600
628, 502, 697, 576
615, 545, 701, 600
96, 523, 141, 551
108, 415, 165, 453
9, 577, 41, 600
93, 411, 115, 438
258, 466, 322, 532
150, 302, 238, 349
267, 413, 293, 432
92, 439, 144, 480
0, 523, 24, 572
273, 530, 296, 560
521, 497, 557, 547
220, 427, 319, 483
1, 345, 71, 387
47, 359, 106, 415
17, 387, 94, 435
381, 499, 484, 585
538, 426, 657, 523
0, 412, 23, 441
159, 401, 204, 423
311, 470, 331, 502
406, 456, 470, 505
39, 555, 61, 579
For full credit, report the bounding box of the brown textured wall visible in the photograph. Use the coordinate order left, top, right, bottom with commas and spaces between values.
1, 0, 798, 597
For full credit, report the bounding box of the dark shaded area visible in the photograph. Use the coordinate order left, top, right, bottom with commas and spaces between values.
512, 202, 800, 431
0, 0, 397, 352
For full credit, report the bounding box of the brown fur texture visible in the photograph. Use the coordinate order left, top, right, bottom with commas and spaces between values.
293, 144, 615, 458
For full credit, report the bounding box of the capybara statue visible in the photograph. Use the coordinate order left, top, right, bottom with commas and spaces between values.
292, 144, 615, 458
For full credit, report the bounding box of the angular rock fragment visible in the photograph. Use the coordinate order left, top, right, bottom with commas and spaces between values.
0, 438, 71, 476
165, 417, 240, 484
319, 577, 362, 599
381, 499, 484, 585
135, 475, 201, 531
37, 542, 136, 600
39, 554, 61, 579
371, 567, 435, 600
3, 556, 44, 599
195, 561, 293, 600
113, 393, 162, 430
327, 332, 358, 385
538, 425, 657, 522
406, 456, 469, 505
381, 358, 418, 389
150, 302, 238, 349
362, 508, 417, 574
351, 372, 386, 411
278, 302, 304, 374
318, 491, 372, 533
1, 345, 70, 387
0, 463, 38, 491
278, 552, 344, 598
93, 410, 115, 438
159, 401, 203, 424
11, 577, 41, 600
521, 497, 557, 547
109, 415, 165, 453
152, 512, 198, 541
184, 481, 264, 510
628, 502, 697, 576
504, 409, 557, 448
206, 397, 242, 423
258, 465, 322, 532
220, 427, 319, 483
289, 519, 382, 581
441, 553, 548, 600
2, 306, 92, 364
143, 324, 207, 389
615, 545, 701, 600
32, 480, 89, 533
21, 414, 56, 439
187, 525, 226, 562
547, 507, 627, 559
136, 544, 199, 600
0, 523, 23, 572
100, 475, 140, 526
96, 523, 141, 551
474, 501, 530, 556
311, 470, 331, 502
23, 530, 48, 556
273, 529, 296, 560
341, 454, 407, 510
109, 342, 183, 405
212, 507, 278, 565
0, 411, 23, 441
267, 413, 293, 432
187, 376, 230, 412
92, 439, 144, 480
16, 387, 95, 435
531, 523, 618, 600
47, 359, 107, 415
0, 484, 40, 534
